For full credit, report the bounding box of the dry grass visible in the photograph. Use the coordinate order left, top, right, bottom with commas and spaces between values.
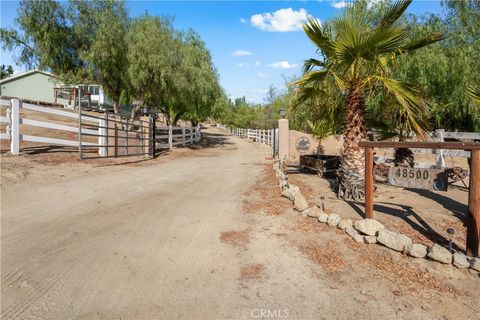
219, 229, 250, 248
356, 245, 460, 295
298, 241, 348, 273
240, 263, 266, 279
242, 163, 292, 216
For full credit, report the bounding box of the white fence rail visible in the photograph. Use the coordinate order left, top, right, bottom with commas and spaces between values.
224, 126, 278, 156
433, 129, 480, 167
1, 98, 202, 157
154, 125, 201, 149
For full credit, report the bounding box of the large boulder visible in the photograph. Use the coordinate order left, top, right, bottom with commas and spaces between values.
318, 212, 329, 223
377, 229, 412, 252
338, 219, 352, 231
452, 252, 470, 268
427, 244, 452, 264
327, 214, 341, 227
354, 219, 384, 236
293, 193, 309, 212
406, 244, 427, 258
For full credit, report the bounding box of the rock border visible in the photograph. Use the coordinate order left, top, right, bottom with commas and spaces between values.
272, 162, 480, 277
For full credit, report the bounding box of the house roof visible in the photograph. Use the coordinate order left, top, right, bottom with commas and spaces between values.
0, 69, 57, 85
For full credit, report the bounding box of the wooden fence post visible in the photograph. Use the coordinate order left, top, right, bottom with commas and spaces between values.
466, 149, 480, 257
10, 99, 20, 155
182, 127, 186, 146
365, 146, 374, 219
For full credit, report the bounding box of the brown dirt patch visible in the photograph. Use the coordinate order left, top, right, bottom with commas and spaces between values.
242, 163, 292, 216
298, 241, 348, 273
219, 229, 250, 248
240, 263, 266, 279
357, 245, 459, 295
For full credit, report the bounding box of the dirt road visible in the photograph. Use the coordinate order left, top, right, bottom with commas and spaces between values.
1, 127, 478, 320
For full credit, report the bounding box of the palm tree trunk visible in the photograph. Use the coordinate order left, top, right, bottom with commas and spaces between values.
338, 84, 367, 200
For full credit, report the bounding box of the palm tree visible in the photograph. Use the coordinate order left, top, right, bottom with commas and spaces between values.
294, 0, 443, 199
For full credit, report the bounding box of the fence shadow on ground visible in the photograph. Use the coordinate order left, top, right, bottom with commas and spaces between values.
347, 200, 463, 251
406, 188, 467, 221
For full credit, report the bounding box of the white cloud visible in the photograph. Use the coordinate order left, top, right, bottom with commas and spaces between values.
236, 62, 248, 67
254, 61, 261, 66
251, 8, 308, 32
257, 72, 269, 78
331, 1, 347, 9
240, 18, 247, 24
232, 50, 252, 57
268, 61, 298, 69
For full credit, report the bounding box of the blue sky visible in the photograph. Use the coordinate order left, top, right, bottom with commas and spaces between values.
0, 0, 445, 103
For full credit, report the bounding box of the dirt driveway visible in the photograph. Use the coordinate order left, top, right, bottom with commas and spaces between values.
1, 127, 478, 319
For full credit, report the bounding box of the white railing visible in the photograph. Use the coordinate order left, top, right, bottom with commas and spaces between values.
154, 125, 201, 149
224, 126, 278, 156
1, 98, 101, 155
433, 129, 480, 167
1, 98, 202, 157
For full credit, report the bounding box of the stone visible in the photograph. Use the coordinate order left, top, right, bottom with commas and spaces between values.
285, 185, 299, 201
301, 208, 311, 217
471, 258, 480, 271
427, 244, 452, 264
453, 252, 470, 268
406, 244, 428, 258
377, 229, 412, 252
327, 214, 341, 227
346, 226, 364, 243
293, 193, 309, 212
318, 212, 329, 223
307, 207, 323, 218
281, 186, 298, 202
364, 236, 377, 244
354, 219, 384, 236
338, 219, 352, 230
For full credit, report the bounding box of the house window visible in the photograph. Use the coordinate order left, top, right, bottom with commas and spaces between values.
88, 85, 100, 95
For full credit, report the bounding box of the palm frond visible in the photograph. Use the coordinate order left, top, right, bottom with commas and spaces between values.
292, 70, 327, 87
378, 0, 412, 30
399, 32, 445, 52
303, 17, 335, 58
374, 76, 430, 140
467, 84, 480, 105
303, 58, 326, 74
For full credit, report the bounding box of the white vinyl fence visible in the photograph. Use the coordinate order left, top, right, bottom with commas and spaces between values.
1, 98, 101, 155
154, 125, 201, 149
433, 129, 480, 167
224, 126, 278, 156
0, 98, 201, 157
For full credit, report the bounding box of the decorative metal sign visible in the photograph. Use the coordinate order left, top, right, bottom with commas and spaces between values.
388, 167, 448, 191
295, 137, 311, 153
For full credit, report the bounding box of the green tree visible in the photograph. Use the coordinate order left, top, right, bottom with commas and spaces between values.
1, 0, 130, 113
126, 15, 179, 119
0, 65, 14, 79
294, 0, 443, 198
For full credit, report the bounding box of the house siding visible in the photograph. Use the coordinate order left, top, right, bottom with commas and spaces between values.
0, 72, 70, 105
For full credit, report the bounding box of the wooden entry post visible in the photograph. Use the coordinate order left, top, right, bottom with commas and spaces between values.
358, 141, 480, 256
365, 146, 374, 219
467, 149, 480, 257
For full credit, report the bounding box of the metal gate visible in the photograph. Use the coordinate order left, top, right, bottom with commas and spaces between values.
78, 107, 152, 159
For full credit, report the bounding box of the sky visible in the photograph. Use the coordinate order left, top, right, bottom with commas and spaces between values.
0, 0, 446, 103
